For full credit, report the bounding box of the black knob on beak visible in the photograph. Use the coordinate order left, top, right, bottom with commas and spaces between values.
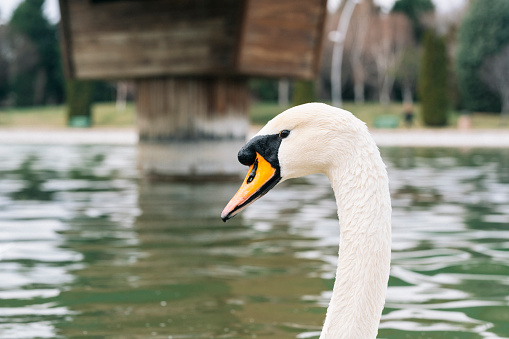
238, 144, 256, 166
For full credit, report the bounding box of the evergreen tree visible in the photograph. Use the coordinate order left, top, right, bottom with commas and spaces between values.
292, 80, 316, 106
456, 0, 509, 112
419, 31, 449, 126
0, 25, 9, 102
9, 0, 64, 106
391, 0, 434, 40
249, 79, 278, 102
67, 80, 95, 127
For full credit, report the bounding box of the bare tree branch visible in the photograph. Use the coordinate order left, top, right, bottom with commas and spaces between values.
479, 44, 509, 123
366, 13, 413, 105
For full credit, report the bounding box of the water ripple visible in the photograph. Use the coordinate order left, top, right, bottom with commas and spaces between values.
0, 146, 508, 338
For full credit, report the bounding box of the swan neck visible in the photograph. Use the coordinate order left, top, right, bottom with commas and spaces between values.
320, 150, 391, 339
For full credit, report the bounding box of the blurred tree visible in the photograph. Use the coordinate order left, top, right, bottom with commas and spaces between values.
367, 12, 413, 106
346, 0, 373, 104
0, 9, 4, 102
67, 80, 95, 127
322, 0, 417, 105
93, 82, 116, 102
391, 0, 434, 40
9, 0, 64, 106
292, 80, 316, 106
456, 0, 509, 113
0, 24, 40, 105
395, 46, 419, 105
249, 78, 278, 102
419, 31, 448, 126
0, 25, 9, 103
479, 44, 509, 123
0, 58, 7, 103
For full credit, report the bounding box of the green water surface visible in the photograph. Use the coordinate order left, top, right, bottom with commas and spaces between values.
0, 146, 508, 338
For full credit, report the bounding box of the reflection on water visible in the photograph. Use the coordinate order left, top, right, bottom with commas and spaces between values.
0, 145, 508, 338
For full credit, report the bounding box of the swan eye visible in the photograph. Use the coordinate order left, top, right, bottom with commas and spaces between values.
279, 130, 290, 139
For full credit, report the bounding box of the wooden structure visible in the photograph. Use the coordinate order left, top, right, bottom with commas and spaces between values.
59, 0, 327, 80
59, 0, 327, 175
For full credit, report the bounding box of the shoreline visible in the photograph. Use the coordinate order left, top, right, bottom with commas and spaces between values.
0, 127, 508, 148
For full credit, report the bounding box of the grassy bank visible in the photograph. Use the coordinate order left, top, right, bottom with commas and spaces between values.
250, 102, 414, 126
0, 103, 136, 128
0, 101, 505, 129
251, 102, 507, 129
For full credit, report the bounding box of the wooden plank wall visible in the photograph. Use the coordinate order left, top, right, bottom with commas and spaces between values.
59, 0, 327, 80
237, 0, 327, 79
62, 0, 243, 79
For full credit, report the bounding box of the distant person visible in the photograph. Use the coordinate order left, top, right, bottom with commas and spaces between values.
403, 103, 414, 128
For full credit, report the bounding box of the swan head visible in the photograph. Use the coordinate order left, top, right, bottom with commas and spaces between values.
221, 103, 369, 221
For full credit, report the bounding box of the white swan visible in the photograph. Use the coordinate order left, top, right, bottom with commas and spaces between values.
221, 103, 391, 339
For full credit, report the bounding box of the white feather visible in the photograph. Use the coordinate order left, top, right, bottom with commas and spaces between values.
256, 103, 391, 339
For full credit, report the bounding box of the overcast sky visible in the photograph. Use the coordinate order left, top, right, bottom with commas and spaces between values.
1, 0, 465, 25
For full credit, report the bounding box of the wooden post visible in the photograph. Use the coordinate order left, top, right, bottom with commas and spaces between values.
135, 76, 249, 178
136, 77, 249, 141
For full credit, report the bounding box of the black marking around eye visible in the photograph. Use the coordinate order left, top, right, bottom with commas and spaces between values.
237, 133, 282, 170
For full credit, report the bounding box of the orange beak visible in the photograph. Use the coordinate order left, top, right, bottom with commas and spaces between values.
221, 152, 280, 221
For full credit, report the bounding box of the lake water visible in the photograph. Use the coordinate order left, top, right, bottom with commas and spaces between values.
0, 145, 508, 339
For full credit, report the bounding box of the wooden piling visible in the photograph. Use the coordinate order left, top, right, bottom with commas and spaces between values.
136, 77, 249, 141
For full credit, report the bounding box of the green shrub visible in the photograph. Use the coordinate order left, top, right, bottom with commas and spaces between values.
292, 80, 316, 106
249, 78, 278, 102
66, 80, 95, 127
456, 0, 509, 112
418, 31, 449, 126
